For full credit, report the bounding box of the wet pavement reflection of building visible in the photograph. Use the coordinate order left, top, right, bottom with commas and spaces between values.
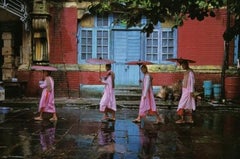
0, 106, 240, 159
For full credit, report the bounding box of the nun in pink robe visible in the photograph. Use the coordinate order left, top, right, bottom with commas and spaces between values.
176, 60, 196, 123
132, 65, 162, 124
99, 64, 116, 121
34, 70, 57, 121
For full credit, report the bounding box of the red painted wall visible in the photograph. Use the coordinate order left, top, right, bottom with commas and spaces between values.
151, 72, 182, 86
49, 7, 78, 64
16, 71, 43, 97
178, 10, 227, 66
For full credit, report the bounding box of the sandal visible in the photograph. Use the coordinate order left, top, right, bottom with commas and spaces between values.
175, 119, 185, 124
34, 116, 43, 121
132, 119, 141, 123
108, 118, 116, 121
101, 115, 110, 120
186, 120, 194, 124
154, 119, 163, 125
49, 117, 58, 121
101, 118, 108, 123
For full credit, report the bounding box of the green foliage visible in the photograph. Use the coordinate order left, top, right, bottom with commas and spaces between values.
86, 0, 239, 41
223, 0, 240, 42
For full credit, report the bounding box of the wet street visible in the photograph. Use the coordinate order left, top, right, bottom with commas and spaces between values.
1, 103, 240, 159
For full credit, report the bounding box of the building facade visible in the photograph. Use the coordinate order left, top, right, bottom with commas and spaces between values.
0, 0, 239, 98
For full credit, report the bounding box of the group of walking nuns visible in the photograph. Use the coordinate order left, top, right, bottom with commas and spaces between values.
99, 60, 196, 124
33, 60, 195, 125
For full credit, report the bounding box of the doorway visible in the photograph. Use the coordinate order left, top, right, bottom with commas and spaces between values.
112, 30, 143, 86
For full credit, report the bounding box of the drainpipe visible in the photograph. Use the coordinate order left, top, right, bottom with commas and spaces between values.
221, 0, 230, 100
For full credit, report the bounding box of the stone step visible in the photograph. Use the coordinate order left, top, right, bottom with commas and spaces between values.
115, 86, 141, 100
115, 93, 141, 101
115, 86, 141, 94
79, 85, 160, 100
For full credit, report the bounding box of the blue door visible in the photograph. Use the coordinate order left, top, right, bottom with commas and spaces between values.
112, 30, 142, 86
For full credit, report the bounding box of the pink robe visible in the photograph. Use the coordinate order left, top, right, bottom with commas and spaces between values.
38, 76, 56, 113
177, 70, 196, 111
139, 73, 157, 117
99, 71, 116, 112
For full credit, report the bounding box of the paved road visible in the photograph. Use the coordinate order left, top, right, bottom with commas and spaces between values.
1, 102, 240, 159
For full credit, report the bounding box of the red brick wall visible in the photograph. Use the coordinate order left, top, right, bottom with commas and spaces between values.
178, 10, 227, 66
151, 72, 182, 86
49, 7, 78, 64
79, 71, 104, 85
52, 71, 104, 97
16, 71, 43, 97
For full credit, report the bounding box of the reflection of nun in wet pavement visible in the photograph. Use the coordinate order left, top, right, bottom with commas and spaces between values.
98, 122, 115, 145
40, 122, 56, 151
97, 122, 115, 158
139, 129, 156, 159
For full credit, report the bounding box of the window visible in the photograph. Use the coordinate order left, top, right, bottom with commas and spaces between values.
80, 30, 92, 60
234, 35, 239, 64
145, 28, 176, 63
97, 16, 109, 27
97, 30, 109, 59
146, 31, 159, 61
32, 31, 49, 63
161, 30, 175, 61
78, 15, 110, 63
